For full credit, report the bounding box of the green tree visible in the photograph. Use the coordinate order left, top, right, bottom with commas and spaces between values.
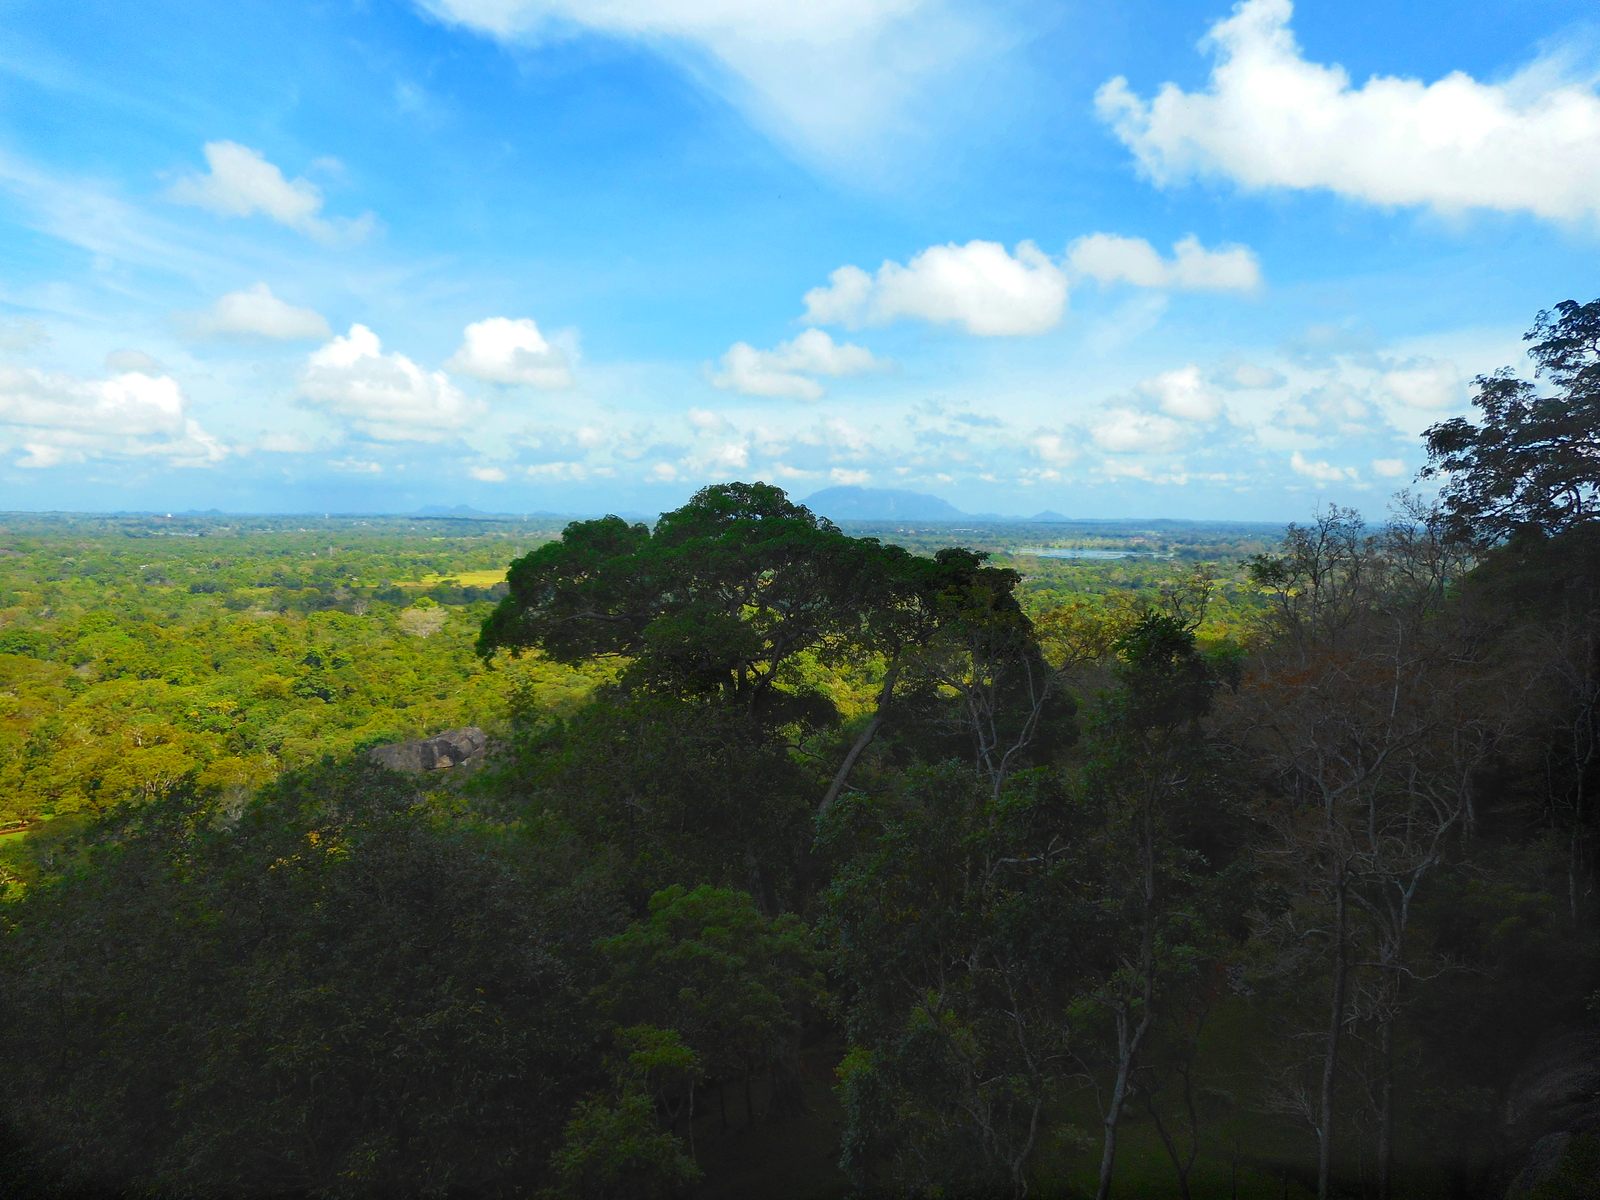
821, 765, 1097, 1198
478, 482, 899, 725
1079, 610, 1247, 1200
545, 1027, 703, 1200
596, 885, 824, 1128
0, 760, 617, 1198
1423, 298, 1600, 542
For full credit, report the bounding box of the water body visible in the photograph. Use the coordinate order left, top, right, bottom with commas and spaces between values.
1017, 548, 1175, 560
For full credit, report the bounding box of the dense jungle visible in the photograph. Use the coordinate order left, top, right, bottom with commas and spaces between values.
4, 300, 1600, 1200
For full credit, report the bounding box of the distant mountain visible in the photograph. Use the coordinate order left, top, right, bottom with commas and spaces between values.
802, 486, 965, 521
1029, 510, 1070, 521
414, 504, 489, 516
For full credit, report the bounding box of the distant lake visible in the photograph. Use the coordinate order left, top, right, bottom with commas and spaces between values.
1017, 548, 1175, 560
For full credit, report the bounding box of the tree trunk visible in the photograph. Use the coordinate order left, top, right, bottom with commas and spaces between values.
1318, 876, 1348, 1200
1143, 1089, 1195, 1200
770, 1041, 808, 1117
1378, 1008, 1394, 1200
819, 656, 901, 816
1096, 1001, 1152, 1200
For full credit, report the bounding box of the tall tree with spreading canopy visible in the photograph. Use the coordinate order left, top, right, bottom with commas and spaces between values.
1423, 298, 1600, 542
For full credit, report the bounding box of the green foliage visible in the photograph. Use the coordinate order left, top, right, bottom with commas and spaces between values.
489, 692, 821, 908
480, 483, 905, 720
0, 515, 603, 825
9, 466, 1600, 1200
821, 765, 1098, 1196
1424, 297, 1600, 541
546, 1091, 701, 1200
597, 885, 824, 1101
0, 760, 621, 1197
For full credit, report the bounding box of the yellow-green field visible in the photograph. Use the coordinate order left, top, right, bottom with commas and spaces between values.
417, 569, 509, 587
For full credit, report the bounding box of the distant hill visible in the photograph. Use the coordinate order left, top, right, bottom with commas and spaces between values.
1029, 510, 1070, 521
414, 504, 490, 516
802, 486, 965, 521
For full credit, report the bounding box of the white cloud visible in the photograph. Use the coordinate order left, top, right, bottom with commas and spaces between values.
650, 462, 679, 481
413, 0, 984, 165
1372, 458, 1407, 478
299, 325, 486, 442
706, 442, 749, 469
527, 461, 589, 482
258, 433, 315, 453
446, 317, 573, 388
182, 283, 331, 341
1031, 433, 1079, 464
711, 329, 881, 399
830, 467, 871, 485
0, 367, 225, 467
1092, 409, 1188, 454
469, 464, 508, 481
104, 349, 164, 373
804, 240, 1067, 336
328, 457, 383, 474
0, 320, 48, 352
168, 142, 374, 242
1380, 358, 1464, 410
1068, 233, 1260, 290
769, 463, 819, 480
1096, 0, 1600, 222
1141, 364, 1225, 421
1225, 361, 1284, 389
1290, 450, 1358, 482
687, 407, 728, 432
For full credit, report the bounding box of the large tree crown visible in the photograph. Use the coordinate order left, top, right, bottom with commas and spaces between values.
1422, 297, 1600, 542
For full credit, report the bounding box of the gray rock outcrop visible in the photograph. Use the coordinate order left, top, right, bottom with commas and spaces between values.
1503, 1029, 1600, 1197
368, 726, 488, 773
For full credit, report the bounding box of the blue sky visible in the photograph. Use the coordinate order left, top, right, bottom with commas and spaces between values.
0, 0, 1596, 518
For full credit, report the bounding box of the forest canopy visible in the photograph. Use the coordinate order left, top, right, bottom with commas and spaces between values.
7, 301, 1600, 1200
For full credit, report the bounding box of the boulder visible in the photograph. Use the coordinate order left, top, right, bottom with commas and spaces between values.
1503, 1030, 1600, 1197
1507, 1030, 1600, 1143
368, 726, 488, 773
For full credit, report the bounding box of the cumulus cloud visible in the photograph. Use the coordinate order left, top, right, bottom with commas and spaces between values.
1372, 458, 1407, 478
181, 283, 331, 341
413, 0, 983, 164
299, 325, 486, 442
526, 460, 589, 482
446, 317, 573, 388
469, 464, 508, 481
168, 142, 375, 242
711, 329, 881, 399
1290, 450, 1358, 483
0, 320, 48, 353
1222, 361, 1284, 389
1031, 433, 1080, 464
1068, 233, 1260, 290
1092, 409, 1188, 454
804, 240, 1067, 336
1141, 364, 1225, 421
104, 349, 164, 372
1096, 0, 1600, 221
0, 366, 225, 467
258, 433, 315, 453
687, 407, 728, 432
1380, 358, 1465, 410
